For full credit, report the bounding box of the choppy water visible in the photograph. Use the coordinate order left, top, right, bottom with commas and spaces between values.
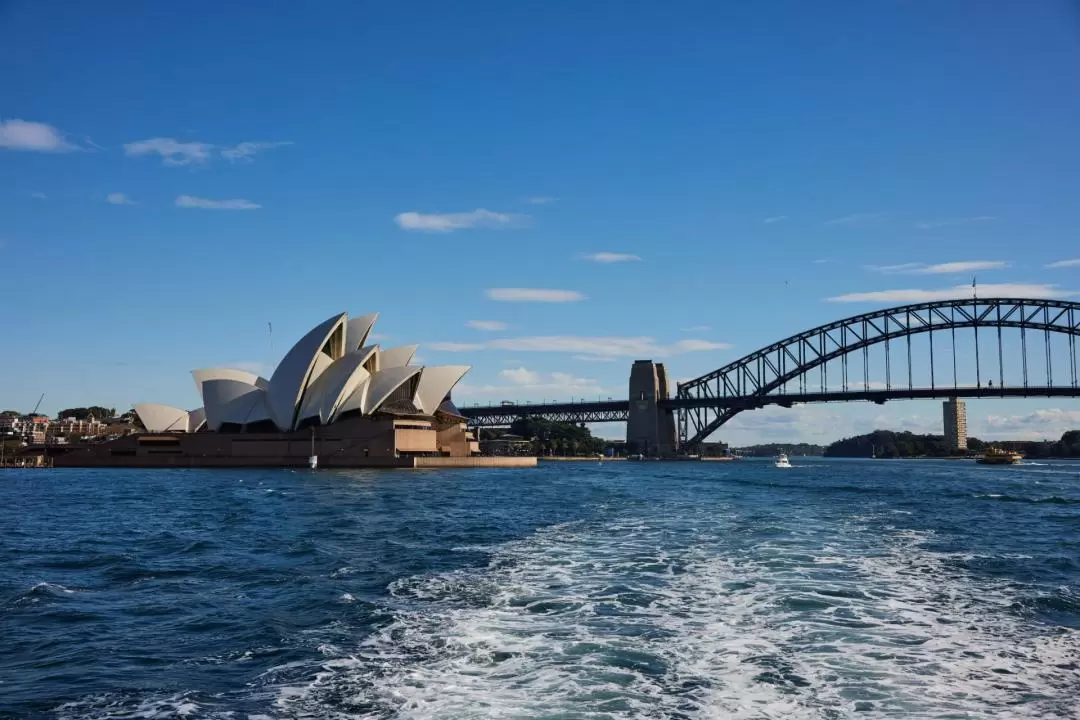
2, 459, 1079, 719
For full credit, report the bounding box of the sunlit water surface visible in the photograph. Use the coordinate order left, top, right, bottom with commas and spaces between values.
2, 459, 1078, 719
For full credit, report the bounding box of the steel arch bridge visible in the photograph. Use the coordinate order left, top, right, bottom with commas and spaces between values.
676, 297, 1080, 447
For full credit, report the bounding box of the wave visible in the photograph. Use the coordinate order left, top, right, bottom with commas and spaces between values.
263, 514, 1077, 719
972, 493, 1080, 505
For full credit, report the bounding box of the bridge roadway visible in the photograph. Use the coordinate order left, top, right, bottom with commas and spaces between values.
458, 385, 1077, 427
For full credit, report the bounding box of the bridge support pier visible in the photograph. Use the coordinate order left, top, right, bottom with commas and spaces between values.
627, 360, 678, 457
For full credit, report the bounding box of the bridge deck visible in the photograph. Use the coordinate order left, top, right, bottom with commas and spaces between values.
459, 385, 1077, 426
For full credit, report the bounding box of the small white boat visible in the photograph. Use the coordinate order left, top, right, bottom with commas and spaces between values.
774, 453, 792, 468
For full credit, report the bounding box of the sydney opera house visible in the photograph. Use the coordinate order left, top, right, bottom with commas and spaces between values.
54, 312, 492, 468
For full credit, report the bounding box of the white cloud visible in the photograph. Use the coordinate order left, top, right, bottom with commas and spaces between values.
106, 192, 135, 205
124, 137, 213, 166
428, 342, 485, 352
456, 367, 610, 400
487, 335, 730, 358
525, 196, 556, 205
979, 409, 1080, 440
369, 333, 391, 342
501, 367, 540, 385
0, 119, 79, 152
31, 192, 46, 200
175, 195, 260, 210
681, 325, 711, 332
486, 288, 586, 303
220, 141, 292, 162
914, 216, 995, 230
763, 215, 787, 224
583, 252, 642, 263
467, 320, 507, 331
868, 260, 1010, 275
395, 208, 525, 232
427, 335, 730, 359
1047, 258, 1080, 269
827, 283, 1076, 303
825, 213, 887, 227
812, 259, 831, 264
866, 263, 927, 274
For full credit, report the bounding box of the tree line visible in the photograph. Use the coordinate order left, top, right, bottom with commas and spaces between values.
824, 429, 1080, 458
508, 417, 607, 456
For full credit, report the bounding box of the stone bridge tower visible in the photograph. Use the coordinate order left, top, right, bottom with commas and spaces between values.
627, 360, 678, 457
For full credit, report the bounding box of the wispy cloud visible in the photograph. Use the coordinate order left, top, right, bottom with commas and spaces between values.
914, 216, 995, 230
825, 213, 887, 227
106, 192, 135, 206
811, 259, 831, 264
867, 263, 923, 274
763, 215, 787, 224
0, 119, 81, 152
175, 195, 260, 210
125, 137, 214, 166
395, 209, 526, 232
467, 320, 507, 331
1046, 258, 1080, 269
30, 192, 46, 200
456, 367, 611, 399
488, 335, 730, 358
220, 141, 292, 163
427, 335, 730, 358
867, 260, 1010, 275
524, 196, 556, 205
486, 288, 586, 303
681, 325, 711, 332
428, 342, 485, 352
124, 137, 290, 166
982, 408, 1080, 440
583, 252, 641, 263
827, 283, 1075, 303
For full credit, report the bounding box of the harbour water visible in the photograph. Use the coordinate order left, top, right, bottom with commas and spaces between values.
2, 459, 1078, 719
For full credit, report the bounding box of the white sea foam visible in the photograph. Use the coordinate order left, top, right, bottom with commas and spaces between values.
267, 511, 1079, 719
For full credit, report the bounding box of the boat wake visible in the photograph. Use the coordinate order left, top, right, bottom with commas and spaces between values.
264, 513, 1078, 719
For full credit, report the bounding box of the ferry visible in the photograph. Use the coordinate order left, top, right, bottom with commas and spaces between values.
774, 453, 792, 468
975, 447, 1023, 465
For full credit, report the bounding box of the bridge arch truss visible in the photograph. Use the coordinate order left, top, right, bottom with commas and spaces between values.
676, 298, 1080, 447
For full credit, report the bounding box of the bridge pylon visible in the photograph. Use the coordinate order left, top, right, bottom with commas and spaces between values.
627, 360, 678, 457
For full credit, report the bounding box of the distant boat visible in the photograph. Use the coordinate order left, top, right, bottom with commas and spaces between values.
976, 447, 1023, 465
774, 453, 792, 468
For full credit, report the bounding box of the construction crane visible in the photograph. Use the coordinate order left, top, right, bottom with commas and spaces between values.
24, 393, 45, 445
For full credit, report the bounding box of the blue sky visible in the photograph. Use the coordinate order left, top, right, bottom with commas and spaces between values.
3, 1, 1079, 443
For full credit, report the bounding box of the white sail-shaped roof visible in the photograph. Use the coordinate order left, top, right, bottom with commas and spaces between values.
378, 344, 418, 369
414, 365, 471, 415
295, 348, 379, 426
365, 366, 423, 414
134, 404, 190, 433
187, 407, 207, 433
202, 379, 267, 431
191, 368, 268, 402
266, 313, 347, 431
346, 312, 379, 352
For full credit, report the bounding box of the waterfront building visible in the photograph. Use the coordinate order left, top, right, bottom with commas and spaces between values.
54, 311, 481, 467
0, 414, 50, 444
942, 397, 968, 452
47, 417, 109, 444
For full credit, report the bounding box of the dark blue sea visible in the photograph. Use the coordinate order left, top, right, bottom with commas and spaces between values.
2, 460, 1079, 719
